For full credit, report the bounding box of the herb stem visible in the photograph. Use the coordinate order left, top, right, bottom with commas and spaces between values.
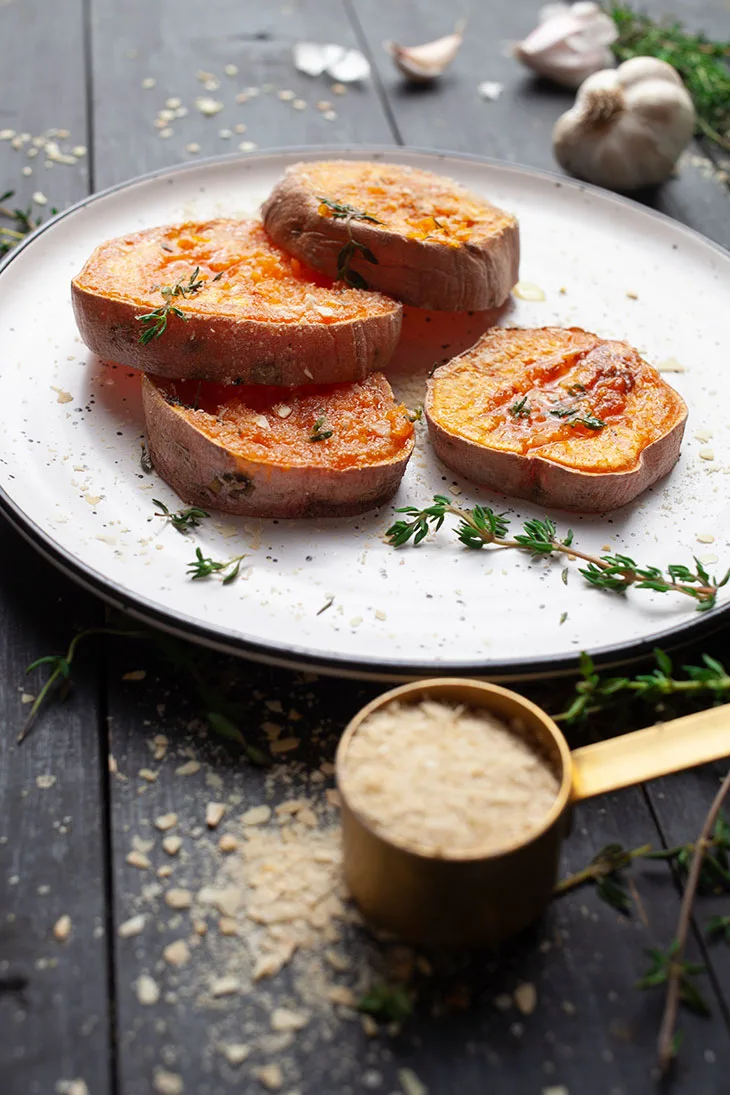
657, 766, 730, 1073
554, 843, 652, 896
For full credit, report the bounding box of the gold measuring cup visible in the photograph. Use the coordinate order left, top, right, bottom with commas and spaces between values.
336, 678, 730, 948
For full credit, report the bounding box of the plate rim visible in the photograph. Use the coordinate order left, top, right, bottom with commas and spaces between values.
1, 143, 729, 681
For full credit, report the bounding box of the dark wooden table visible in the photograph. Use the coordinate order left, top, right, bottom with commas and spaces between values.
2, 2, 730, 1093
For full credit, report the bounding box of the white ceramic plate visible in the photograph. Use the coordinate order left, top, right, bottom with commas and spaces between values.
1, 148, 729, 680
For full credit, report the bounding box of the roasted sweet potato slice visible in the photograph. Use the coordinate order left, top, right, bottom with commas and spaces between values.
143, 372, 415, 519
72, 219, 402, 385
261, 160, 519, 311
425, 327, 687, 512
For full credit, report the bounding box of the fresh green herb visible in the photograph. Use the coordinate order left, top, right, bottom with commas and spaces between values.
206, 711, 272, 767
570, 412, 606, 430
646, 814, 730, 894
549, 404, 577, 419
559, 610, 568, 625
610, 5, 730, 152
707, 914, 730, 944
653, 767, 730, 1072
137, 267, 206, 344
317, 595, 335, 615
0, 191, 55, 258
408, 406, 423, 423
187, 547, 246, 583
20, 626, 144, 743
557, 648, 730, 725
358, 982, 413, 1023
309, 416, 334, 442
153, 498, 210, 534
637, 942, 710, 1017
567, 383, 586, 396
554, 842, 652, 913
316, 196, 382, 224
510, 395, 531, 418
335, 238, 378, 289
316, 196, 381, 288
386, 496, 729, 611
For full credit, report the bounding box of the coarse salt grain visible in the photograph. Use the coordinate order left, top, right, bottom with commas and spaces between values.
254, 1064, 283, 1091
270, 1007, 309, 1032
514, 982, 538, 1015
165, 888, 192, 909
242, 805, 272, 826
195, 96, 224, 116
341, 699, 559, 855
163, 939, 190, 967
222, 1043, 250, 1065
155, 812, 178, 831
118, 914, 146, 938
206, 802, 226, 828
224, 64, 239, 77
163, 835, 182, 856
153, 1070, 183, 1095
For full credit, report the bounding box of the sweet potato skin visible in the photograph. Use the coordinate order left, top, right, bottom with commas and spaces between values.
425, 328, 688, 513
261, 162, 520, 311
142, 375, 415, 519
71, 220, 402, 385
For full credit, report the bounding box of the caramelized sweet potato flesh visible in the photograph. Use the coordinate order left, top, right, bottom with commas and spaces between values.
75, 219, 395, 324
429, 327, 686, 474
156, 373, 414, 471
301, 161, 515, 245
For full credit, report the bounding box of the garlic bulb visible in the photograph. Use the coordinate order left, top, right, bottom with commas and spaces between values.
384, 22, 464, 83
553, 57, 696, 191
514, 2, 617, 89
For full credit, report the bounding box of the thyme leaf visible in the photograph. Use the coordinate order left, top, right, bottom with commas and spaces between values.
137, 266, 206, 344
187, 547, 246, 583
309, 415, 334, 442
153, 498, 210, 534
316, 196, 382, 224
510, 395, 531, 418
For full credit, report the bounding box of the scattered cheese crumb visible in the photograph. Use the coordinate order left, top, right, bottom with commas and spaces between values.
165, 888, 192, 909
222, 1043, 250, 1065
513, 281, 545, 302
270, 1007, 309, 1032
126, 850, 151, 870
53, 914, 72, 942
153, 1069, 183, 1095
141, 77, 157, 89
699, 448, 715, 461
162, 835, 182, 856
242, 805, 272, 826
155, 813, 178, 831
176, 760, 201, 776
195, 96, 224, 116
163, 940, 190, 967
219, 833, 239, 852
514, 982, 537, 1015
36, 774, 56, 789
206, 802, 226, 828
211, 975, 241, 997
136, 973, 160, 1005
122, 669, 146, 681
118, 914, 145, 938
696, 533, 715, 544
254, 1064, 283, 1091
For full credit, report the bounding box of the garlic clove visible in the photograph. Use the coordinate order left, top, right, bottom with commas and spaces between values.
293, 42, 346, 78
514, 1, 617, 88
384, 22, 465, 83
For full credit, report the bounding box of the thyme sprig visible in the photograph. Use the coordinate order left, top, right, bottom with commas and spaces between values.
0, 191, 55, 258
637, 943, 710, 1018
153, 498, 209, 534
137, 267, 206, 344
358, 982, 413, 1023
707, 915, 730, 944
610, 5, 730, 152
20, 626, 144, 743
317, 195, 381, 289
187, 547, 246, 584
646, 814, 730, 894
557, 648, 730, 724
386, 495, 729, 611
510, 395, 531, 418
554, 841, 652, 913
309, 415, 334, 442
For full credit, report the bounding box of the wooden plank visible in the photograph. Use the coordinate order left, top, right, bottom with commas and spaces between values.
0, 2, 113, 1092
89, 0, 397, 192
349, 0, 730, 248
100, 636, 730, 1094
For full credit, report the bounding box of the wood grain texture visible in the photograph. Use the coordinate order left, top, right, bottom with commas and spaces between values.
0, 1, 112, 1093
350, 0, 730, 248
89, 0, 396, 191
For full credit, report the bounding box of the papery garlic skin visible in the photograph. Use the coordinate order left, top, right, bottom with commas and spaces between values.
553, 57, 696, 190
514, 1, 617, 88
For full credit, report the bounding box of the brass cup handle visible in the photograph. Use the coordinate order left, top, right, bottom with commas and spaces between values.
570, 703, 730, 802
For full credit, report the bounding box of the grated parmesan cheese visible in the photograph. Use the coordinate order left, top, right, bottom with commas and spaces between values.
341, 700, 559, 855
